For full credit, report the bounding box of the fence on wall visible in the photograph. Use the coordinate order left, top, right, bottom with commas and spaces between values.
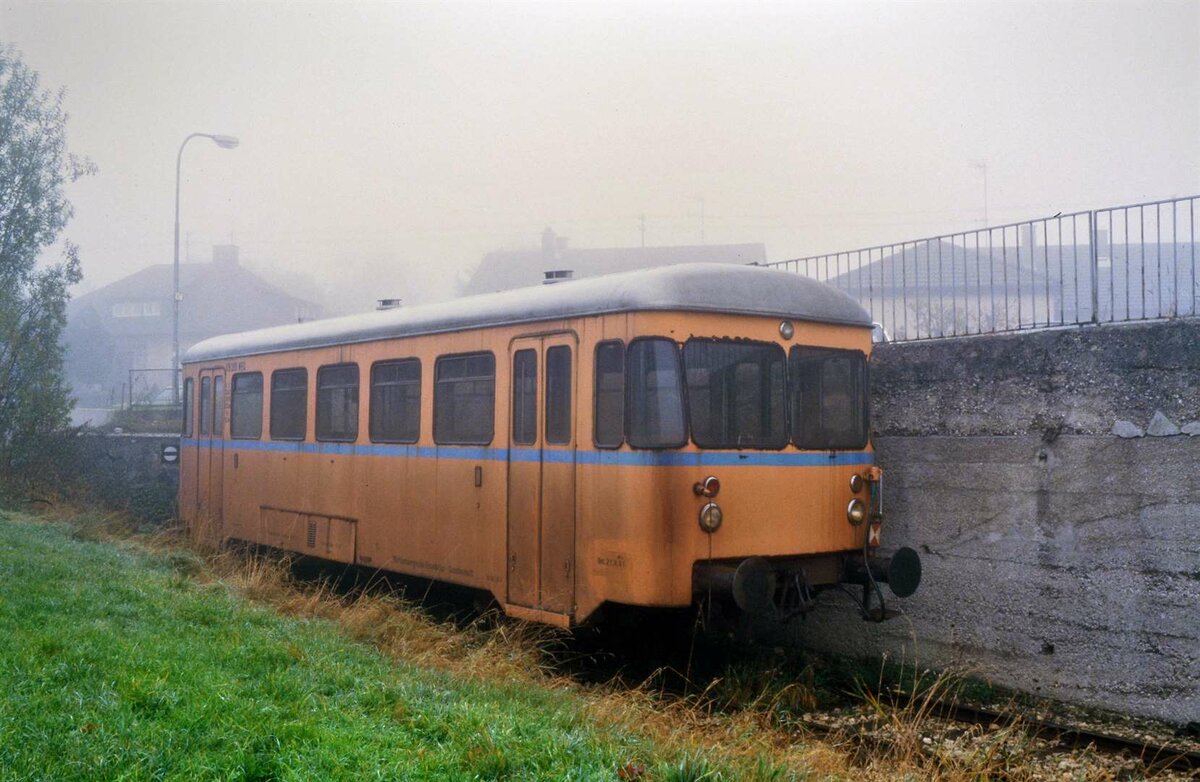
762, 194, 1199, 341
124, 368, 182, 410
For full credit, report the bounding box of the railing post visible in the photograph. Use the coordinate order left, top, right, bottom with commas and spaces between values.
1089, 210, 1100, 323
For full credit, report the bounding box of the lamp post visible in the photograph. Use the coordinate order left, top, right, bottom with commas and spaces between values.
173, 132, 239, 403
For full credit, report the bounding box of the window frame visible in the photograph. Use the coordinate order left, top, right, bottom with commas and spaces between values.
368, 358, 422, 444
625, 336, 688, 450
230, 371, 264, 440
315, 363, 360, 443
682, 337, 788, 451
182, 377, 194, 437
787, 345, 870, 450
433, 351, 496, 446
592, 340, 625, 449
511, 349, 538, 446
199, 376, 212, 436
544, 344, 572, 445
269, 367, 309, 441
212, 375, 225, 438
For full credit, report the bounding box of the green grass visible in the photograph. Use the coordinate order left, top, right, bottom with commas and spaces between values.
0, 510, 751, 781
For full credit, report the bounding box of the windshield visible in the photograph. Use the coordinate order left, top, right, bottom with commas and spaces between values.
789, 347, 868, 449
684, 339, 787, 449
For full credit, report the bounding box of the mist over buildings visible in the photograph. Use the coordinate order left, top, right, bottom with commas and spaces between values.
2, 0, 1197, 317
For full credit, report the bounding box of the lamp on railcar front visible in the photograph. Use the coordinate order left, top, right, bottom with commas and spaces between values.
849, 473, 864, 493
698, 502, 723, 534
693, 476, 720, 498
847, 498, 867, 525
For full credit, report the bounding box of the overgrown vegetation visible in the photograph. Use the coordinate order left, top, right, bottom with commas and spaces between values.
0, 45, 94, 488
0, 510, 801, 780
2, 504, 1184, 780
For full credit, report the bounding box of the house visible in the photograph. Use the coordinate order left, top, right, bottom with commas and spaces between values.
463, 227, 766, 295
823, 232, 1199, 340
65, 245, 322, 408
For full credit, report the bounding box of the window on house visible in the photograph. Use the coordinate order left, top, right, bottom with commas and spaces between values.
111, 301, 162, 318
270, 368, 308, 440
230, 372, 263, 439
316, 364, 359, 442
627, 338, 686, 448
434, 352, 495, 445
369, 359, 421, 443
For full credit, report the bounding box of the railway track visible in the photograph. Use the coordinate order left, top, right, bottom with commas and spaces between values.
798, 697, 1200, 775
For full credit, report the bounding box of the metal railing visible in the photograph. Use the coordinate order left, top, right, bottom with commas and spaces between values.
763, 194, 1199, 341
124, 368, 183, 410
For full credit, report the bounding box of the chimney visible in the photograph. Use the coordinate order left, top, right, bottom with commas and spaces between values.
543, 270, 574, 285
212, 244, 239, 268
376, 298, 403, 310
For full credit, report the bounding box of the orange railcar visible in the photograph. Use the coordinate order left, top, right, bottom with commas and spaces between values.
180, 264, 919, 627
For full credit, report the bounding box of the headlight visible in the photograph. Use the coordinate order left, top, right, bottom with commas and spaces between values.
699, 502, 723, 533
847, 498, 866, 526
849, 474, 864, 493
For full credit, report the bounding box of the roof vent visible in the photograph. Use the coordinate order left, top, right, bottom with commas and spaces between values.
376, 298, 403, 310
543, 269, 574, 285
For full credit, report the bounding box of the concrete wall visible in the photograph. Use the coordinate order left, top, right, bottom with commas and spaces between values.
75, 433, 179, 522
781, 319, 1200, 724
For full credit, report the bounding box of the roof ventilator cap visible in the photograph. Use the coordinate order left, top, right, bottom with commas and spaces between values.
543, 269, 574, 285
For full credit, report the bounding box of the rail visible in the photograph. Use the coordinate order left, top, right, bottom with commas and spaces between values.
761, 194, 1199, 341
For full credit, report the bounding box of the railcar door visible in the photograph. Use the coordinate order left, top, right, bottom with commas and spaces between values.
195, 368, 226, 542
506, 334, 578, 615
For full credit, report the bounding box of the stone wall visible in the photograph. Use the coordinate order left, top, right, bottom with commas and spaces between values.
74, 433, 179, 522
780, 319, 1200, 724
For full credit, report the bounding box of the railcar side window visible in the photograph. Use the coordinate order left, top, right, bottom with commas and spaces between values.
199, 377, 212, 435
594, 341, 625, 448
230, 372, 264, 439
434, 352, 495, 445
627, 338, 686, 448
270, 368, 308, 440
789, 347, 868, 449
369, 359, 420, 443
511, 350, 537, 445
182, 378, 194, 437
684, 339, 787, 449
316, 364, 360, 442
213, 376, 225, 436
545, 346, 572, 445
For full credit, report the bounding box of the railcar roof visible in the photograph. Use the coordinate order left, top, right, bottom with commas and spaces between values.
183, 263, 871, 363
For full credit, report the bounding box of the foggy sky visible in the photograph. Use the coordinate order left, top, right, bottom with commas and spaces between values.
2, 0, 1198, 313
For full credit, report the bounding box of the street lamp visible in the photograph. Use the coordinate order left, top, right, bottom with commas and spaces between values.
173, 132, 239, 403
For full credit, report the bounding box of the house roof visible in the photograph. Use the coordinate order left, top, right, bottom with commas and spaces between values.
463, 236, 767, 295
185, 262, 871, 363
70, 259, 320, 337
820, 239, 1060, 292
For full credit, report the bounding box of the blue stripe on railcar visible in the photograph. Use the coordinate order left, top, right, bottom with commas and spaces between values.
180, 437, 873, 467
